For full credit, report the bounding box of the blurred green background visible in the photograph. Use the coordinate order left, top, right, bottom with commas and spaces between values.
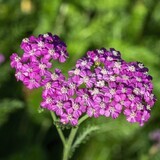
0, 0, 160, 160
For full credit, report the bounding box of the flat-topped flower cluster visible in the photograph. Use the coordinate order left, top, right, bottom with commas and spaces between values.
10, 33, 68, 89
10, 33, 156, 126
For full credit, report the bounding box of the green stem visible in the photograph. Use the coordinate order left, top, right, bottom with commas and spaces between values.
50, 111, 89, 160
50, 112, 66, 146
63, 127, 78, 160
78, 114, 89, 125
62, 115, 89, 160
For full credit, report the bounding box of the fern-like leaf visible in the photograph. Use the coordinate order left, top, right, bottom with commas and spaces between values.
71, 125, 99, 156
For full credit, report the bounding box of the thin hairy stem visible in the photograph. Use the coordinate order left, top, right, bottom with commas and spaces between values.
50, 111, 66, 146
63, 114, 89, 160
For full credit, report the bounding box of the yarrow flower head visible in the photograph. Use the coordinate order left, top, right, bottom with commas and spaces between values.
10, 33, 156, 126
10, 33, 69, 89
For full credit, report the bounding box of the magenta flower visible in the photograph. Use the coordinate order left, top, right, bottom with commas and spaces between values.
10, 33, 156, 126
0, 54, 5, 64
10, 53, 22, 69
10, 33, 69, 89
61, 112, 78, 126
23, 73, 41, 89
79, 69, 95, 88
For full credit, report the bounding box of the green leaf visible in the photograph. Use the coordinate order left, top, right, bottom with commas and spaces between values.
71, 125, 99, 155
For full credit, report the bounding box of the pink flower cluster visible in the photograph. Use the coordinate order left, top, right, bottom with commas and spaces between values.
10, 33, 156, 126
10, 33, 68, 89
